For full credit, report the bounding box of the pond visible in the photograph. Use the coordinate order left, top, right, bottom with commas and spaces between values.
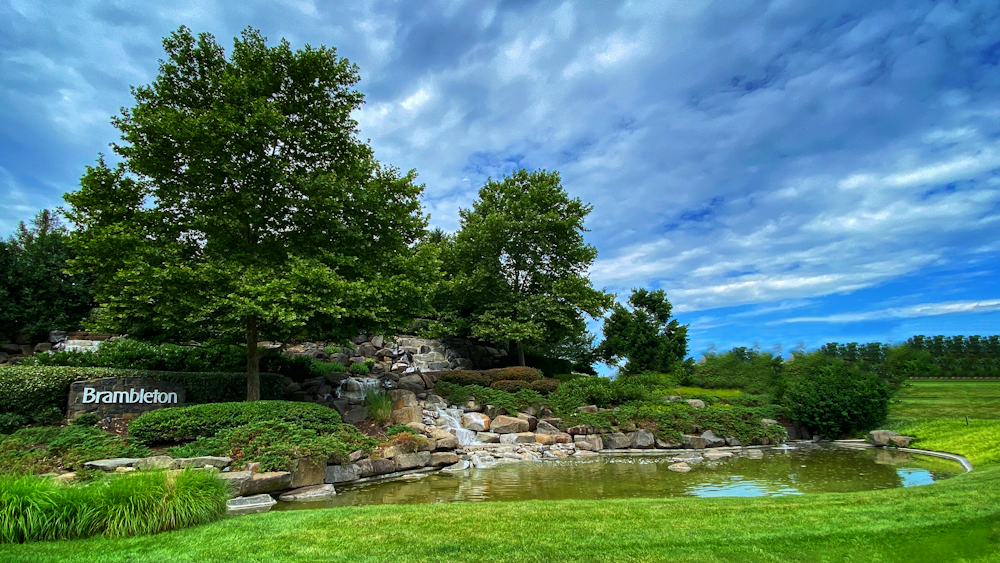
273, 443, 961, 510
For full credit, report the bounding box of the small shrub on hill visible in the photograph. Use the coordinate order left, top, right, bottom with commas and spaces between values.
529, 379, 560, 395
312, 361, 346, 375
688, 348, 783, 395
70, 413, 100, 427
484, 366, 543, 383
349, 362, 370, 375
383, 431, 424, 454
385, 425, 417, 437
0, 414, 27, 435
128, 401, 342, 444
433, 382, 544, 414
439, 370, 491, 387
490, 380, 530, 393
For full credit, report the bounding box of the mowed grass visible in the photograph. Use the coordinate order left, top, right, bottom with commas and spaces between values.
892, 380, 1000, 419
2, 378, 998, 562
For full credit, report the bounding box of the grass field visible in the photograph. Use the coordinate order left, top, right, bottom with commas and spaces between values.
1, 379, 997, 562
891, 380, 1000, 419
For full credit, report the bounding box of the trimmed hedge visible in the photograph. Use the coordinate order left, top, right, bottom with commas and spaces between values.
0, 366, 283, 423
439, 367, 544, 387
529, 378, 561, 395
128, 401, 342, 444
439, 370, 491, 387
490, 380, 530, 393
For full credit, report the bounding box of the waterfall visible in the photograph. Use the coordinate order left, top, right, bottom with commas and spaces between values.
336, 377, 383, 401
432, 405, 480, 445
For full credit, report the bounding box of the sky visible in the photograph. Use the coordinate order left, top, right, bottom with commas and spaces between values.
2, 0, 999, 368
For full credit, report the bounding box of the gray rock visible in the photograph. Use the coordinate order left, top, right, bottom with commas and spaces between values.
535, 420, 560, 435
398, 375, 426, 393
632, 429, 655, 449
683, 434, 707, 449
371, 335, 385, 349
701, 430, 726, 448
435, 436, 460, 451
390, 406, 422, 425
343, 406, 369, 424
686, 399, 706, 409
477, 432, 501, 443
325, 464, 360, 484
725, 436, 742, 447
133, 456, 177, 471
84, 458, 139, 471
242, 472, 293, 495
355, 458, 395, 478
441, 460, 471, 472
704, 451, 733, 461
226, 494, 276, 516
744, 449, 764, 459
868, 430, 900, 447
290, 458, 326, 488
602, 432, 632, 449
516, 413, 538, 432
278, 484, 336, 502
429, 452, 460, 467
491, 415, 529, 434
217, 471, 253, 497
655, 437, 682, 449
393, 451, 431, 471
890, 435, 913, 447
577, 405, 599, 413
388, 389, 418, 408
175, 456, 232, 469
574, 434, 604, 451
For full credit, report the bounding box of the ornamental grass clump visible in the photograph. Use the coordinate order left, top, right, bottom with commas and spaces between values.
0, 470, 226, 544
363, 389, 392, 425
349, 362, 370, 376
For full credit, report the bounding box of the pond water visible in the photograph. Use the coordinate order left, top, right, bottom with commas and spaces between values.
273, 444, 961, 510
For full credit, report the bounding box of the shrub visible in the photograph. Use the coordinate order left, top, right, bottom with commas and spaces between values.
782, 353, 890, 438
363, 389, 392, 425
349, 362, 370, 375
490, 380, 530, 393
529, 379, 560, 395
323, 345, 343, 355
688, 349, 783, 395
385, 424, 417, 437
0, 470, 226, 543
364, 358, 376, 368
384, 432, 423, 454
128, 401, 342, 444
0, 366, 283, 422
70, 413, 100, 427
312, 361, 346, 375
547, 376, 649, 413
0, 414, 27, 435
433, 382, 544, 415
484, 366, 543, 383
439, 370, 491, 387
167, 421, 377, 471
0, 426, 151, 474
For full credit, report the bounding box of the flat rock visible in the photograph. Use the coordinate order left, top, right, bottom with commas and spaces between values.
441, 460, 471, 472
868, 430, 900, 447
429, 452, 460, 467
325, 464, 360, 484
602, 432, 632, 449
576, 405, 599, 413
491, 415, 529, 434
355, 458, 395, 478
226, 494, 276, 516
567, 425, 598, 435
477, 432, 500, 443
535, 434, 556, 445
217, 471, 252, 497
535, 420, 560, 435
84, 458, 139, 471
394, 451, 431, 471
554, 433, 573, 444
290, 458, 326, 488
134, 456, 178, 471
744, 449, 764, 459
278, 484, 337, 502
435, 436, 460, 451
175, 456, 232, 469
668, 462, 692, 472
683, 434, 707, 449
242, 471, 293, 495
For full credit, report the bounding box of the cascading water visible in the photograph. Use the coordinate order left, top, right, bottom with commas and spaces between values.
432, 405, 480, 445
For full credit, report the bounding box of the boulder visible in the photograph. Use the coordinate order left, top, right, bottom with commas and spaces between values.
390, 406, 423, 425
484, 405, 507, 419
34, 342, 52, 354
513, 432, 536, 443
686, 399, 706, 409
462, 412, 491, 432
574, 434, 603, 451
85, 458, 139, 471
701, 430, 726, 448
602, 432, 631, 449
577, 405, 599, 413
290, 458, 326, 488
175, 456, 232, 470
394, 451, 432, 471
435, 436, 460, 451
355, 458, 395, 478
655, 437, 682, 449
683, 434, 707, 449
133, 456, 177, 471
890, 435, 914, 448
357, 342, 378, 357
429, 452, 460, 467
217, 471, 252, 497
516, 413, 538, 432
535, 434, 556, 445
381, 445, 409, 459
554, 432, 573, 444
491, 415, 529, 434
342, 406, 369, 424
418, 439, 437, 452
668, 462, 691, 473
388, 389, 418, 409
242, 472, 293, 495
541, 417, 561, 426
226, 494, 276, 516
535, 420, 560, 435
278, 484, 337, 502
477, 432, 501, 443
725, 437, 742, 447
868, 430, 900, 447
631, 430, 656, 449
371, 335, 385, 348
325, 464, 360, 484
398, 375, 426, 393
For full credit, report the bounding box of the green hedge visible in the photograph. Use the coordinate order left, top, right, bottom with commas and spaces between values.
128, 401, 342, 444
439, 367, 544, 387
0, 366, 283, 423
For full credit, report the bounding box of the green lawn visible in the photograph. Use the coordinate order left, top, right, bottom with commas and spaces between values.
892, 380, 1000, 419
2, 379, 998, 562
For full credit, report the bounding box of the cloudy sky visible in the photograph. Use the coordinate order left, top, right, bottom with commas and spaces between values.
2, 0, 999, 363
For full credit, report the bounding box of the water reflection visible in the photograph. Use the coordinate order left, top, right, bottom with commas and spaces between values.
273, 444, 959, 511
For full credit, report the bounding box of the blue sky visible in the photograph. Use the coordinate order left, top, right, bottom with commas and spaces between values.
2, 1, 999, 367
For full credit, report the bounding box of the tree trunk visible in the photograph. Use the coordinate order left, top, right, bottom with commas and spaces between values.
516, 340, 526, 367
246, 315, 260, 402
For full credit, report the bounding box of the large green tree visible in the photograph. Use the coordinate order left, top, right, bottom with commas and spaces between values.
598, 288, 688, 374
65, 27, 437, 400
0, 210, 94, 341
433, 168, 612, 366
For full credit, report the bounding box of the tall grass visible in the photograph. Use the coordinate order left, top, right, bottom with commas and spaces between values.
0, 470, 226, 544
363, 389, 392, 425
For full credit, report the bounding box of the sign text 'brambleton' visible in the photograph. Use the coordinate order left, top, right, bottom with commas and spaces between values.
81, 387, 179, 405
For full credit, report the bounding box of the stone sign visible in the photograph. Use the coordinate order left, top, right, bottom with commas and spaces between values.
67, 377, 185, 420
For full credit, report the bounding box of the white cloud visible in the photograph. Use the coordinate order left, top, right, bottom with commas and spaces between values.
775, 299, 1000, 324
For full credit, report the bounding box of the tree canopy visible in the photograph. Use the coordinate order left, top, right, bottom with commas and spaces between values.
64, 27, 437, 399
598, 288, 688, 374
432, 168, 612, 366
